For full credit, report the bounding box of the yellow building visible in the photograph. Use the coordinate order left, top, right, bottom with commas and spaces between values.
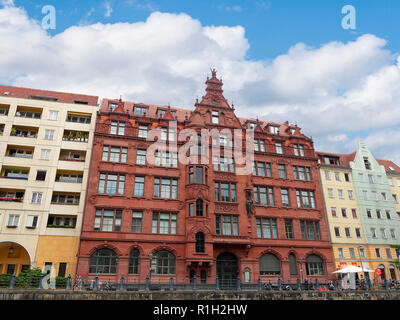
317, 152, 367, 277
0, 85, 98, 278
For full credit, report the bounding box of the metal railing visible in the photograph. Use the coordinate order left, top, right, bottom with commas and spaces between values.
1, 274, 400, 292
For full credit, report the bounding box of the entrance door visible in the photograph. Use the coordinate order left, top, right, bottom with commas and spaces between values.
216, 252, 238, 289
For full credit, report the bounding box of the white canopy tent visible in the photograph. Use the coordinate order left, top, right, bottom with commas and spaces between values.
333, 265, 374, 273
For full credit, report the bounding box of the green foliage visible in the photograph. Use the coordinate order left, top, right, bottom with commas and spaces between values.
0, 274, 11, 287
15, 268, 44, 288
55, 276, 68, 288
390, 245, 400, 270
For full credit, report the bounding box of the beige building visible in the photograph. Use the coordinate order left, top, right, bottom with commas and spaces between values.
0, 85, 98, 278
317, 152, 367, 274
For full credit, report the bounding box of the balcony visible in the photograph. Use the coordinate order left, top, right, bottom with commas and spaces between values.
55, 170, 83, 183
10, 126, 38, 139
47, 215, 77, 229
62, 130, 89, 143
5, 145, 34, 159
1, 166, 29, 180
51, 192, 80, 205
0, 104, 10, 116
0, 189, 24, 202
15, 106, 42, 119
59, 149, 86, 162
66, 111, 91, 124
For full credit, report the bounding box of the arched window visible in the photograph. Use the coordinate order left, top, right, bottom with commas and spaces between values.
195, 232, 205, 253
289, 254, 298, 276
244, 268, 251, 283
196, 199, 204, 216
259, 253, 280, 275
89, 248, 118, 274
152, 250, 176, 275
200, 270, 207, 284
306, 254, 325, 276
128, 249, 140, 274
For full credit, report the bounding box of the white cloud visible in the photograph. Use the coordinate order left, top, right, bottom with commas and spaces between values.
104, 1, 113, 18
0, 0, 14, 7
0, 5, 399, 164
226, 5, 242, 13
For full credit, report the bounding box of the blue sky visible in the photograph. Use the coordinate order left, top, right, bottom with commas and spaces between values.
1, 0, 400, 163
16, 0, 400, 59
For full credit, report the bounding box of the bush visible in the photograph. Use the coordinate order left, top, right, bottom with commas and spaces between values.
55, 276, 68, 288
15, 268, 44, 288
0, 274, 11, 287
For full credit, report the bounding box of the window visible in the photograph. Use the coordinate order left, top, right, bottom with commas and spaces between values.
351, 209, 357, 218
189, 203, 194, 217
293, 166, 311, 181
215, 215, 238, 236
31, 192, 43, 204
376, 210, 381, 219
299, 220, 320, 240
381, 192, 387, 201
381, 228, 387, 239
133, 176, 145, 197
334, 227, 340, 237
359, 173, 364, 181
155, 151, 178, 168
293, 144, 305, 156
386, 210, 391, 219
281, 189, 290, 207
253, 186, 274, 206
325, 171, 331, 180
345, 227, 351, 238
58, 263, 67, 277
40, 149, 51, 160
348, 190, 354, 200
386, 248, 392, 259
152, 212, 177, 234
213, 157, 235, 172
134, 106, 147, 116
131, 211, 142, 233
275, 143, 283, 154
138, 125, 148, 138
212, 110, 219, 124
152, 250, 176, 275
390, 229, 396, 239
393, 194, 398, 203
359, 247, 366, 258
331, 207, 337, 217
108, 102, 118, 111
366, 209, 372, 218
355, 228, 361, 238
153, 178, 178, 199
98, 173, 125, 195
256, 218, 278, 239
371, 228, 377, 238
269, 126, 279, 134
94, 209, 122, 232
334, 172, 341, 181
195, 232, 205, 253
338, 189, 344, 199
135, 149, 146, 165
349, 248, 356, 259
259, 253, 280, 275
110, 121, 125, 135
51, 193, 80, 205
7, 214, 19, 227
364, 157, 371, 170
26, 215, 38, 228
129, 250, 140, 274
344, 173, 350, 182
196, 199, 204, 216
362, 190, 368, 200
327, 188, 334, 198
89, 249, 118, 274
306, 255, 325, 276
375, 248, 381, 258
341, 208, 347, 218
102, 146, 128, 163
338, 248, 345, 258
296, 190, 316, 208
278, 164, 286, 179
368, 174, 374, 184
285, 219, 294, 239
44, 129, 55, 140
215, 182, 237, 202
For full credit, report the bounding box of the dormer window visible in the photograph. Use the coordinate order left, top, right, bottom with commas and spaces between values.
212, 110, 219, 124
290, 128, 296, 135
248, 122, 256, 130
269, 126, 279, 134
108, 102, 118, 111
157, 108, 167, 118
134, 106, 147, 116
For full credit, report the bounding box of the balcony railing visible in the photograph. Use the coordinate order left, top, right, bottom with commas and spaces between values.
0, 196, 23, 202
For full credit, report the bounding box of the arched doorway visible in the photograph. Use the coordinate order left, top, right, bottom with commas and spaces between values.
389, 265, 397, 280
378, 264, 386, 280
0, 242, 31, 275
216, 252, 238, 289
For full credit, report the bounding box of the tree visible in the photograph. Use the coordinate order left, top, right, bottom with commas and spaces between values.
390, 245, 400, 270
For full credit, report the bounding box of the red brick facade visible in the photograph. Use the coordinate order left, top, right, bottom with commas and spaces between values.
76, 71, 334, 284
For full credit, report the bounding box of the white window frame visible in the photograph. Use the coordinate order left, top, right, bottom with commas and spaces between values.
48, 110, 59, 120
7, 214, 20, 227
31, 192, 43, 204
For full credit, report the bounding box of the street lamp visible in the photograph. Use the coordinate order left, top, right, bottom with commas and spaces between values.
298, 257, 304, 283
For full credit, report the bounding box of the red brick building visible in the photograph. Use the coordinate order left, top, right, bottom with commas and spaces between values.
76, 70, 334, 285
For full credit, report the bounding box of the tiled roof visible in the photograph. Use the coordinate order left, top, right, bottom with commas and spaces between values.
376, 159, 400, 173
0, 85, 99, 106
